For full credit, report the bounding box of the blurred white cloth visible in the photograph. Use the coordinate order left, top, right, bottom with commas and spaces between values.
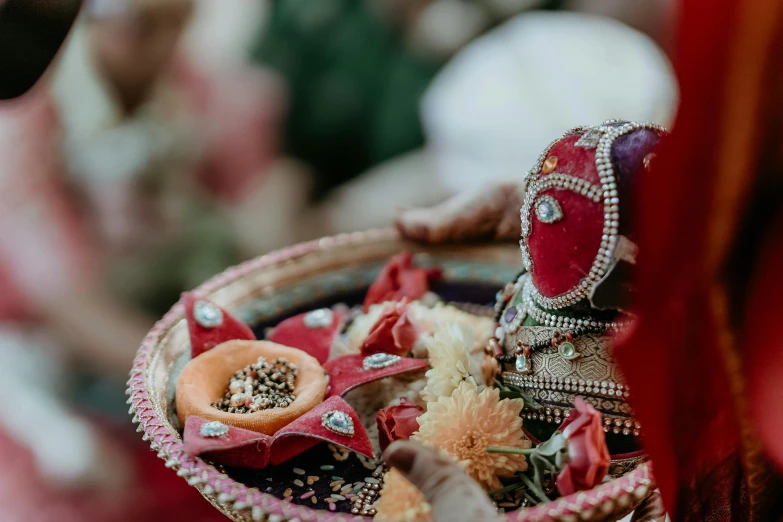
184, 0, 267, 66
306, 10, 677, 237
422, 11, 678, 193
0, 328, 118, 491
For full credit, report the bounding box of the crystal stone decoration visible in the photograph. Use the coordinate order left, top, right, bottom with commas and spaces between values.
558, 341, 579, 360
542, 156, 558, 174
504, 304, 526, 335
322, 410, 355, 437
515, 354, 529, 373
362, 352, 402, 371
200, 420, 229, 438
194, 300, 223, 328
575, 128, 603, 149
304, 308, 334, 329
534, 195, 563, 224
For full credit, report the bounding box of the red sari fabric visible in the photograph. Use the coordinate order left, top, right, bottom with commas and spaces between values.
615, 0, 783, 520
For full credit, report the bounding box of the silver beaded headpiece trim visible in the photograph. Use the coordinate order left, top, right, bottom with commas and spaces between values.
520, 120, 667, 310
517, 275, 630, 331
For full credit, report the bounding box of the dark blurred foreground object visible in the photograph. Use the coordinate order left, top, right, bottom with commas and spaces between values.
614, 0, 783, 519
0, 0, 83, 99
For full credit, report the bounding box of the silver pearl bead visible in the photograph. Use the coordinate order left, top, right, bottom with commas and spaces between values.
230, 393, 246, 407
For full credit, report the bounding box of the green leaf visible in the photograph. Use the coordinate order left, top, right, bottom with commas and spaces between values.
496, 380, 542, 409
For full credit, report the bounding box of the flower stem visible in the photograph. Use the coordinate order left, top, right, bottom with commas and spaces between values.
523, 490, 540, 506
486, 447, 535, 456
517, 472, 551, 504
487, 482, 524, 496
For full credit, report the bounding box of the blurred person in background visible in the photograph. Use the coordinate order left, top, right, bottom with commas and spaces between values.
251, 0, 565, 202
0, 0, 290, 519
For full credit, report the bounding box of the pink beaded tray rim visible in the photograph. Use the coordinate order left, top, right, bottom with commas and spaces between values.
128, 229, 654, 522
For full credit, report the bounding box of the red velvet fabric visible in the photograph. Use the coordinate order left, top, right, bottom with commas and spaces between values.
549, 135, 602, 185
183, 396, 374, 468
529, 136, 604, 297
184, 417, 272, 469
267, 307, 348, 364
323, 354, 429, 398
270, 396, 374, 464
181, 298, 429, 468
183, 293, 256, 358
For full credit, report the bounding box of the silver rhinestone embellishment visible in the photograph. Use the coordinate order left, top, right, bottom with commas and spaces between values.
558, 341, 580, 360
200, 420, 229, 438
322, 410, 354, 437
304, 308, 334, 329
535, 195, 563, 224
194, 300, 223, 328
362, 353, 402, 371
575, 128, 603, 149
515, 353, 532, 375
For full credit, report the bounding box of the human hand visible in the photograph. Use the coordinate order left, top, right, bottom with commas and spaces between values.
395, 182, 523, 244
383, 440, 502, 522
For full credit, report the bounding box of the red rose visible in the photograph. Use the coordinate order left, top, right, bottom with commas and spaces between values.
556, 397, 611, 496
364, 251, 441, 311
361, 302, 421, 357
376, 399, 424, 452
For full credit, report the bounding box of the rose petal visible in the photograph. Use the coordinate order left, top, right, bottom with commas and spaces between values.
557, 397, 611, 495
376, 398, 424, 452
391, 307, 421, 354
363, 252, 437, 310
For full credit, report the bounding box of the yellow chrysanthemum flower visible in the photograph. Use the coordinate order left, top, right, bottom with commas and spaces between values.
414, 380, 530, 490
375, 468, 433, 522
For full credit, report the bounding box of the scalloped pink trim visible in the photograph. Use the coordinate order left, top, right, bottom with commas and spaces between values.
129, 229, 654, 522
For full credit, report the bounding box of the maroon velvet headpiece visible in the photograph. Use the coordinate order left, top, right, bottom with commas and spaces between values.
520, 122, 665, 310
